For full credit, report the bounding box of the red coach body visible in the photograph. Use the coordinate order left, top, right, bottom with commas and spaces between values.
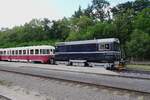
0, 45, 55, 64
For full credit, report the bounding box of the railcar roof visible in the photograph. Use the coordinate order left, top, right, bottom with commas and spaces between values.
56, 38, 120, 46
0, 45, 55, 50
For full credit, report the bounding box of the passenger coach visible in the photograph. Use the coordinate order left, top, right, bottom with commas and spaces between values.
55, 38, 124, 69
0, 45, 55, 64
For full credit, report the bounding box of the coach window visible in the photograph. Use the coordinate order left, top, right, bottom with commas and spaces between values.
47, 49, 50, 54
30, 49, 34, 55
43, 49, 46, 54
16, 50, 18, 55
4, 51, 6, 55
40, 49, 43, 54
50, 49, 53, 53
12, 50, 15, 55
35, 49, 39, 54
19, 50, 22, 55
23, 50, 26, 55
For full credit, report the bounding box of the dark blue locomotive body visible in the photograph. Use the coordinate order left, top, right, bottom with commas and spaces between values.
55, 38, 123, 69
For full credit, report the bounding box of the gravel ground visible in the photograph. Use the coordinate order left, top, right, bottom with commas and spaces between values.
0, 71, 149, 100
0, 95, 10, 100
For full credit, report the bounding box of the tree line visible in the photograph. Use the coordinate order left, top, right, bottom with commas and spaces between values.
0, 0, 149, 61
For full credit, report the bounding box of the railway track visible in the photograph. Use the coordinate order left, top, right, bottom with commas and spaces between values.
114, 70, 150, 80
123, 69, 150, 75
0, 65, 149, 94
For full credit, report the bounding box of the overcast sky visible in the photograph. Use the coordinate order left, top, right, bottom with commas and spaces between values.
0, 0, 134, 28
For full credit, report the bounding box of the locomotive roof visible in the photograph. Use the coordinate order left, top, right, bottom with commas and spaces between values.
0, 45, 55, 50
57, 38, 120, 46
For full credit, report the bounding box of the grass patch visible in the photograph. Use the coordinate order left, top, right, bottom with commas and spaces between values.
127, 64, 150, 71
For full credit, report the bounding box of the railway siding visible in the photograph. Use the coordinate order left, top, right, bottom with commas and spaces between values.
0, 62, 150, 94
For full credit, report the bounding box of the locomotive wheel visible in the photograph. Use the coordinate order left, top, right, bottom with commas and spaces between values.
68, 61, 73, 66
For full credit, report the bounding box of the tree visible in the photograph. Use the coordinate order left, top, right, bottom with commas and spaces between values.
134, 8, 150, 34
84, 0, 110, 21
126, 29, 150, 60
66, 16, 94, 41
84, 5, 93, 19
133, 0, 150, 13
72, 6, 84, 18
111, 0, 150, 16
113, 9, 134, 44
111, 1, 133, 16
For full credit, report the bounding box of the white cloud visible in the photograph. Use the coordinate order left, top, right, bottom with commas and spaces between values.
0, 0, 62, 28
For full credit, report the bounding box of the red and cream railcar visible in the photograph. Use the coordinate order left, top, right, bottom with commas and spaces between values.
0, 45, 55, 64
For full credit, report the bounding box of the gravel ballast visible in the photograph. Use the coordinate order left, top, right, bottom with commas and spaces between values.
0, 71, 149, 100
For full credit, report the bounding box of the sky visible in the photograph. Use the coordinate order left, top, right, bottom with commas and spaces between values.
0, 0, 134, 28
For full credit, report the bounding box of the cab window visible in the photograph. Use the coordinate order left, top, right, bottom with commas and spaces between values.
99, 43, 110, 50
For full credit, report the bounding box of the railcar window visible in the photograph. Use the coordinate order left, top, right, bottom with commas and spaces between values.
40, 49, 43, 54
16, 50, 18, 55
23, 50, 26, 55
35, 49, 39, 54
50, 49, 53, 53
47, 49, 50, 54
19, 50, 22, 55
43, 49, 46, 54
43, 49, 48, 54
30, 49, 34, 55
12, 51, 15, 55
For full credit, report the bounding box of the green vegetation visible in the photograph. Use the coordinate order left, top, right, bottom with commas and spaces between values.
127, 64, 150, 71
0, 0, 149, 61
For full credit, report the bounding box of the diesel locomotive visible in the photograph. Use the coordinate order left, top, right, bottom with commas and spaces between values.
55, 38, 124, 69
